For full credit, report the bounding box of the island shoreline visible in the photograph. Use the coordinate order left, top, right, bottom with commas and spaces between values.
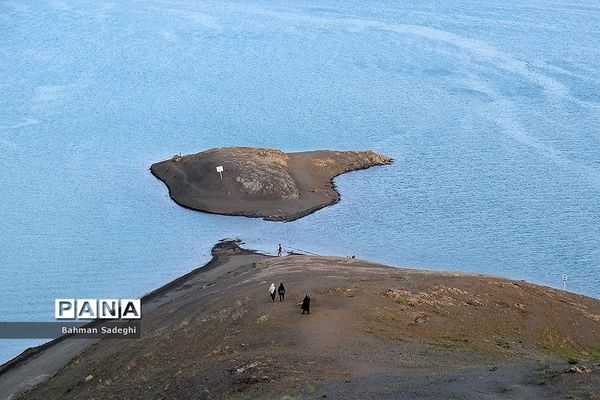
150, 148, 393, 221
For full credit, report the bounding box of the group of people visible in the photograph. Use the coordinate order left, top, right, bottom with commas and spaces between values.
268, 282, 286, 302
268, 282, 310, 314
271, 245, 310, 314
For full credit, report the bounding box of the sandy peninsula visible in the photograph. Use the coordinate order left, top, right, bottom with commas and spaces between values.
150, 147, 392, 221
6, 241, 600, 400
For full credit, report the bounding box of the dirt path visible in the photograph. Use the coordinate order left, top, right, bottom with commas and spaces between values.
0, 338, 97, 400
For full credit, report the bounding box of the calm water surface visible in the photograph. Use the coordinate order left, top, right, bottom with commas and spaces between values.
1, 0, 599, 362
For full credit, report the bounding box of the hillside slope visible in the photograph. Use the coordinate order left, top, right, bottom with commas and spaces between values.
18, 242, 600, 399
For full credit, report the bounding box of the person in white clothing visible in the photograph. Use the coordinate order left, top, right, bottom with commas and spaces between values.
268, 282, 276, 302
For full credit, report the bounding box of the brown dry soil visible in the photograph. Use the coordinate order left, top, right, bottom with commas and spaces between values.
16, 241, 600, 400
150, 148, 392, 221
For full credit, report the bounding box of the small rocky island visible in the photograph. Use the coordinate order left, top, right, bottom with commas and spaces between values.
150, 147, 392, 221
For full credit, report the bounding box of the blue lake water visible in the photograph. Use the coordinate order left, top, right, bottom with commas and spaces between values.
1, 0, 599, 362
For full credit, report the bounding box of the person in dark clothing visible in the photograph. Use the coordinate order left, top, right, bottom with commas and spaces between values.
301, 294, 310, 314
277, 244, 283, 257
278, 283, 286, 302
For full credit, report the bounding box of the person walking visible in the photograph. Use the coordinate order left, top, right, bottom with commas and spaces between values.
268, 283, 276, 302
301, 294, 310, 314
278, 282, 286, 302
277, 244, 283, 257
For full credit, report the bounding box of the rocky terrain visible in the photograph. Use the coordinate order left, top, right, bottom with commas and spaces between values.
150, 147, 392, 221
11, 241, 600, 400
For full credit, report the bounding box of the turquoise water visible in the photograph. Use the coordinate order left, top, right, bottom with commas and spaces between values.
1, 0, 599, 362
